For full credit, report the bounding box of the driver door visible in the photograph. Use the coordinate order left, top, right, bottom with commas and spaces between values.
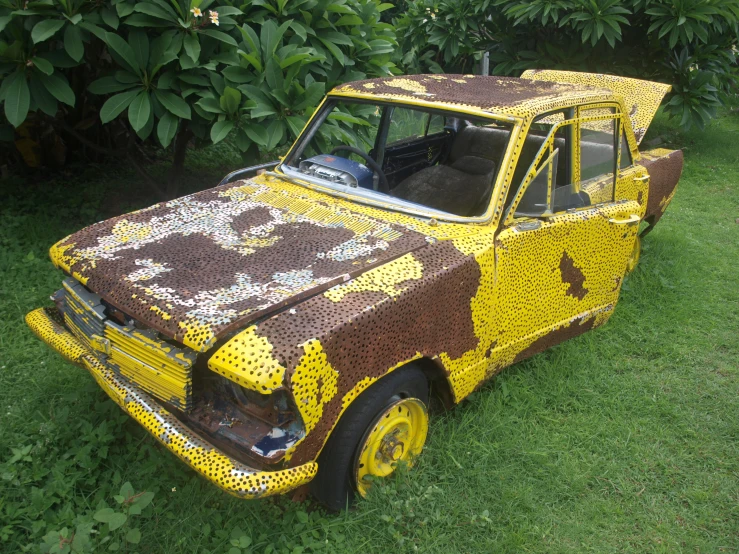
490, 109, 639, 365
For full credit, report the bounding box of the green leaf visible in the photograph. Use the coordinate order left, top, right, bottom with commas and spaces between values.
179, 51, 198, 69
237, 51, 262, 72
29, 74, 58, 116
293, 81, 324, 110
210, 72, 225, 95
157, 71, 176, 89
318, 38, 344, 66
101, 7, 119, 29
201, 29, 237, 46
265, 119, 284, 150
239, 23, 260, 55
290, 21, 307, 41
214, 6, 242, 16
324, 31, 353, 46
31, 57, 54, 75
0, 16, 13, 33
105, 32, 142, 75
100, 89, 139, 123
64, 24, 84, 62
136, 109, 155, 139
133, 2, 177, 23
244, 123, 268, 146
93, 508, 115, 522
184, 33, 200, 63
88, 77, 138, 94
4, 72, 29, 128
108, 513, 128, 531
286, 114, 306, 138
264, 58, 283, 90
116, 2, 135, 17
250, 101, 276, 118
179, 72, 209, 86
219, 86, 240, 115
222, 66, 252, 83
128, 90, 151, 131
38, 73, 75, 106
210, 119, 234, 143
32, 19, 65, 44
129, 30, 149, 69
64, 13, 82, 25
155, 90, 191, 119
196, 96, 224, 113
78, 21, 107, 40
125, 528, 141, 545
335, 14, 363, 26
124, 13, 171, 27
326, 4, 355, 14
260, 19, 291, 58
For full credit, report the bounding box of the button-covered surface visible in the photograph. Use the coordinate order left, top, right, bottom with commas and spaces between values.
25, 307, 318, 499
48, 175, 476, 352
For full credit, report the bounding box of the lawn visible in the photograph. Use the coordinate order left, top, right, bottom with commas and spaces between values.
1, 107, 737, 554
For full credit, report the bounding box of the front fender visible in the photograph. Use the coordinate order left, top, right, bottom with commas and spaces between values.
208, 240, 486, 465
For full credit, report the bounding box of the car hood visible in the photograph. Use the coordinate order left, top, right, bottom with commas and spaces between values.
50, 174, 458, 352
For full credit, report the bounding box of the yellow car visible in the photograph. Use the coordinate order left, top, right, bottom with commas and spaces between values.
27, 71, 682, 510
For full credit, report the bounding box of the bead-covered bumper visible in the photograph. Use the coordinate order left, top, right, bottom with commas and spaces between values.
25, 307, 317, 499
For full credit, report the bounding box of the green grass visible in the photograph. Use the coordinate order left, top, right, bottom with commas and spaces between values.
1, 108, 738, 554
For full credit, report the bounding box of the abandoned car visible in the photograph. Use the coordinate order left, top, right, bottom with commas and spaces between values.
27, 71, 683, 510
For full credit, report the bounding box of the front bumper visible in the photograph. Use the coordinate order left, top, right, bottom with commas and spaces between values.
25, 307, 317, 499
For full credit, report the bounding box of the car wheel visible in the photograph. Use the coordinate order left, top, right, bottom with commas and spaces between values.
311, 365, 429, 511
626, 235, 641, 274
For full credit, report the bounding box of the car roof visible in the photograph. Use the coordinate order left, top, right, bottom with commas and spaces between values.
329, 74, 616, 122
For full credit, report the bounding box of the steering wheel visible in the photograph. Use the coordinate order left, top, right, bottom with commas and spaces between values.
330, 145, 389, 193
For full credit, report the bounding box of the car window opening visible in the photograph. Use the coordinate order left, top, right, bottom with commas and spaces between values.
510, 106, 628, 220
282, 99, 515, 218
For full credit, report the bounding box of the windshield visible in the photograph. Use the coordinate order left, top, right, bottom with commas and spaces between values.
281, 99, 514, 218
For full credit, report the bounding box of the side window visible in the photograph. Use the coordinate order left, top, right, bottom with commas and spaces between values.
386, 107, 430, 146
512, 113, 583, 218
426, 113, 445, 135
619, 132, 632, 169
580, 107, 616, 182
504, 111, 568, 214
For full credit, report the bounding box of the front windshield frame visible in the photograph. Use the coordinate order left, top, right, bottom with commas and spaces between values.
276, 94, 523, 225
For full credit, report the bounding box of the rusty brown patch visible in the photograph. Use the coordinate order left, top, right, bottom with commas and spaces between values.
639, 149, 683, 229
512, 317, 595, 365
334, 74, 597, 110
559, 252, 588, 300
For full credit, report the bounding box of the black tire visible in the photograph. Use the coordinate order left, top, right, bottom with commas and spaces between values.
310, 365, 429, 511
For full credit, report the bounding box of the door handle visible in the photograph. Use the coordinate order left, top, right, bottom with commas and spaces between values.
634, 175, 649, 182
609, 214, 641, 225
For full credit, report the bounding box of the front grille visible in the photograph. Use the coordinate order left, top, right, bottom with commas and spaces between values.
59, 278, 196, 411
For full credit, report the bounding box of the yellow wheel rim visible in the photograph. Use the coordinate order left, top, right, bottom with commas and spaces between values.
354, 398, 428, 497
626, 235, 641, 274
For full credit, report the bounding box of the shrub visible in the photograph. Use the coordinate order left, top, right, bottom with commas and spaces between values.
0, 0, 397, 194
396, 0, 739, 131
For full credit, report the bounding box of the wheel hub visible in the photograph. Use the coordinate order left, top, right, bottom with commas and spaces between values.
354, 397, 428, 497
